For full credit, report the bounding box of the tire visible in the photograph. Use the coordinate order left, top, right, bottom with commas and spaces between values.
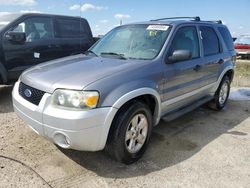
105, 101, 153, 164
209, 76, 230, 111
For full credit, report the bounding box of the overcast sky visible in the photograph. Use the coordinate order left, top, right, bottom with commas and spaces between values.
0, 0, 249, 37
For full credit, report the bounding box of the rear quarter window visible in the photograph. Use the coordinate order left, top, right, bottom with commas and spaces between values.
218, 27, 234, 51
55, 18, 90, 38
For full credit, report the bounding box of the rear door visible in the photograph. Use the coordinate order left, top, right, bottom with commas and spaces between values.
198, 25, 222, 86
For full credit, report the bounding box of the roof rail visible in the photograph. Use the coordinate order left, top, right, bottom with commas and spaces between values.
150, 16, 201, 22
203, 20, 222, 24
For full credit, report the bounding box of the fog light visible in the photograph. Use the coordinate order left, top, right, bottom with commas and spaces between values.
53, 133, 70, 148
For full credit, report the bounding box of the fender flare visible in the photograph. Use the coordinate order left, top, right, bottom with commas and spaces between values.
98, 87, 162, 150
213, 65, 234, 92
112, 87, 162, 125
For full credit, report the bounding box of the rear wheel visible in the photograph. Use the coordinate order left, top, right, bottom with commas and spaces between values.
106, 101, 152, 164
209, 76, 230, 110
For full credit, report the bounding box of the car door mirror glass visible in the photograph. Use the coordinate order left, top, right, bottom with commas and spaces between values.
167, 50, 192, 63
5, 31, 26, 44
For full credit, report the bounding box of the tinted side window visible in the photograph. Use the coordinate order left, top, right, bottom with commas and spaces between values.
12, 17, 53, 42
200, 26, 220, 56
218, 27, 234, 50
55, 18, 87, 38
169, 26, 200, 59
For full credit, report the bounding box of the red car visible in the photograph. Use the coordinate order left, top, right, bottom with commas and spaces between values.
234, 36, 250, 59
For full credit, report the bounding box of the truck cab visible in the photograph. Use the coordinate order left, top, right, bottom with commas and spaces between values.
0, 13, 94, 84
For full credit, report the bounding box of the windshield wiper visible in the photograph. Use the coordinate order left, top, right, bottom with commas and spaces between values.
100, 52, 127, 60
127, 57, 149, 60
85, 50, 98, 56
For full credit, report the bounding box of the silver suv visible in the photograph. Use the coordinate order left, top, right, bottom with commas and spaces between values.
12, 17, 236, 164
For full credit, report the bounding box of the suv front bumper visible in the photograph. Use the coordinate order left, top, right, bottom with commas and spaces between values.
12, 82, 117, 151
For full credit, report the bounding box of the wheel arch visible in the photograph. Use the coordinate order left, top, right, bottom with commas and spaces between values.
112, 88, 161, 126
213, 66, 234, 92
224, 69, 234, 83
100, 88, 162, 150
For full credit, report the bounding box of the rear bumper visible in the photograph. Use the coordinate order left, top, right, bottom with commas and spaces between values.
12, 82, 118, 151
236, 49, 250, 55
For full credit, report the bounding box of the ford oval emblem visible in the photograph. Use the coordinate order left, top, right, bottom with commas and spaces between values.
24, 89, 32, 98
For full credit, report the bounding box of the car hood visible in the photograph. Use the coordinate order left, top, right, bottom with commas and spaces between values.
21, 54, 144, 93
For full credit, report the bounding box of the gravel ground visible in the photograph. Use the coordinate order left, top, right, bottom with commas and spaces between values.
0, 85, 250, 188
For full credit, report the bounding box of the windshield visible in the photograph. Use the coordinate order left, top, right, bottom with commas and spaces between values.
0, 14, 21, 30
90, 24, 171, 60
234, 37, 250, 45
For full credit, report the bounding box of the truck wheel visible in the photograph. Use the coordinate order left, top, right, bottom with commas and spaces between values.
209, 76, 230, 111
106, 101, 152, 164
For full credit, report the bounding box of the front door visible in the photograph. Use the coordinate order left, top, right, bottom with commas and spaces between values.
161, 26, 206, 114
2, 16, 58, 79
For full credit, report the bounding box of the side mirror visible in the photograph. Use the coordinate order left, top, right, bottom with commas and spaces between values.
93, 37, 101, 42
5, 31, 26, 44
167, 50, 192, 63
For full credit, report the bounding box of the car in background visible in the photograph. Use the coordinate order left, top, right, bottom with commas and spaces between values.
234, 35, 250, 59
0, 13, 95, 84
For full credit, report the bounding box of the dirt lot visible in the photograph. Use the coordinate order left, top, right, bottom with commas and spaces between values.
232, 59, 250, 87
0, 85, 250, 188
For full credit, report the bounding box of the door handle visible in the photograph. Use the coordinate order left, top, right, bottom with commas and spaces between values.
193, 65, 202, 71
48, 44, 59, 48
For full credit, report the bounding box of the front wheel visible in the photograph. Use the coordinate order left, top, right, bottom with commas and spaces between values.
209, 76, 230, 110
105, 101, 152, 164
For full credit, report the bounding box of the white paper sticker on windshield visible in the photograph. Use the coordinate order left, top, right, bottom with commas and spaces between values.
147, 25, 169, 31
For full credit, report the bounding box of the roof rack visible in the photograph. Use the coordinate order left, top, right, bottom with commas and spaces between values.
150, 16, 201, 22
203, 20, 222, 24
150, 17, 223, 24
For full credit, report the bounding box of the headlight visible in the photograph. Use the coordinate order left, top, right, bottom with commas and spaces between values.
52, 89, 99, 110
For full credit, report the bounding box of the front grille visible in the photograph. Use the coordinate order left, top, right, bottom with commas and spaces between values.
18, 82, 46, 106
